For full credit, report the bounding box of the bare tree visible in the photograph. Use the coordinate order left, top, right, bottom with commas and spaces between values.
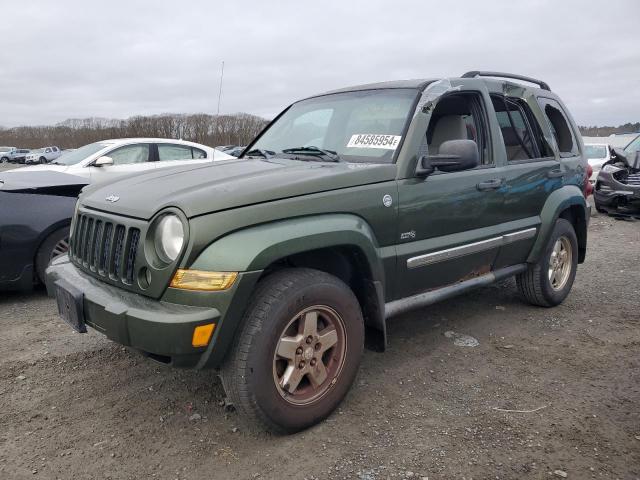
0, 113, 269, 149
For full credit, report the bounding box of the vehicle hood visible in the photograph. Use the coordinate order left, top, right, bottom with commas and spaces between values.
13, 164, 73, 173
81, 158, 396, 219
0, 170, 88, 195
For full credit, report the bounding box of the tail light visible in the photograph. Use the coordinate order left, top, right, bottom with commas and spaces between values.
584, 164, 593, 197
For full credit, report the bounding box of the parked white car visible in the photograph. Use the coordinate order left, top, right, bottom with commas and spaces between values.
0, 146, 17, 163
584, 143, 611, 184
25, 146, 62, 164
15, 138, 234, 183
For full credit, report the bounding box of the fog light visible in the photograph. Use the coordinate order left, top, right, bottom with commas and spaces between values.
170, 269, 238, 291
192, 323, 215, 347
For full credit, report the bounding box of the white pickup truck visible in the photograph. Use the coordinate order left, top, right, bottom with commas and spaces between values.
25, 146, 62, 164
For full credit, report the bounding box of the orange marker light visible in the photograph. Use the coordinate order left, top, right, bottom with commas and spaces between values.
192, 323, 215, 347
170, 270, 238, 291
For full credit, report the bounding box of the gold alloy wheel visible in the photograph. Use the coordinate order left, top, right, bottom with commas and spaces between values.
548, 236, 572, 291
272, 305, 347, 406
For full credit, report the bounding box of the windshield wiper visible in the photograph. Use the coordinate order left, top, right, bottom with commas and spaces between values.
281, 146, 342, 162
243, 148, 274, 159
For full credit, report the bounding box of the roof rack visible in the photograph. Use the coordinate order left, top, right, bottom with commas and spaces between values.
461, 71, 551, 91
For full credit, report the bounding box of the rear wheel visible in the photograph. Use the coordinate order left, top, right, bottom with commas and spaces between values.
221, 268, 364, 433
35, 228, 70, 284
0, 156, 8, 163
516, 218, 578, 307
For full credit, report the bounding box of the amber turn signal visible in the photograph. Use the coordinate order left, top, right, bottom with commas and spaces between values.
170, 269, 238, 291
192, 323, 215, 347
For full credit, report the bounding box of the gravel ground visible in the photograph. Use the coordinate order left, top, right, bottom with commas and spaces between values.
0, 212, 638, 480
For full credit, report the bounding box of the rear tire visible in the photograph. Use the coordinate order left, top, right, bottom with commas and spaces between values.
35, 228, 70, 284
221, 268, 364, 433
516, 218, 578, 307
0, 156, 7, 163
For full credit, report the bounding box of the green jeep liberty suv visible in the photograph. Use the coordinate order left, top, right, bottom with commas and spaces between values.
47, 71, 591, 432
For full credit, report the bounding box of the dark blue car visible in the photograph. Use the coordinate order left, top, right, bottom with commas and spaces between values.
0, 171, 88, 291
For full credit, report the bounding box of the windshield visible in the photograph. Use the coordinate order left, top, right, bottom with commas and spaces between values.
624, 135, 640, 154
584, 145, 607, 160
54, 142, 111, 165
247, 88, 418, 163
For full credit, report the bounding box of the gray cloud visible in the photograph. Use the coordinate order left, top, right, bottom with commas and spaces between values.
1, 0, 638, 127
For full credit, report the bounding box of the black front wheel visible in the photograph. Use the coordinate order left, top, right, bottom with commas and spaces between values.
35, 228, 70, 284
221, 268, 364, 433
39, 157, 47, 164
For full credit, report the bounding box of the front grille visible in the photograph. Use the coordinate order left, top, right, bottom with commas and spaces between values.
70, 212, 141, 286
624, 173, 640, 186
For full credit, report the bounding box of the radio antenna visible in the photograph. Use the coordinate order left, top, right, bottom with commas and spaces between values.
213, 60, 225, 158
216, 60, 225, 118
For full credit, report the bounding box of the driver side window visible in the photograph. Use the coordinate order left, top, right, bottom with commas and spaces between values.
420, 92, 490, 166
107, 144, 150, 165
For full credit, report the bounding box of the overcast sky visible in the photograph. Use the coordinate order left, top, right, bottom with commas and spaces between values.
1, 0, 638, 127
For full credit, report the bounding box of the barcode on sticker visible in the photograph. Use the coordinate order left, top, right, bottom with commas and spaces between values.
346, 134, 402, 150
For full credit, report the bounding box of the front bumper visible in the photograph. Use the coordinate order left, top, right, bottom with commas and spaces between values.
594, 174, 640, 217
46, 256, 261, 369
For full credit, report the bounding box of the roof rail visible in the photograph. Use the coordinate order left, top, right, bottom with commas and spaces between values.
461, 71, 551, 91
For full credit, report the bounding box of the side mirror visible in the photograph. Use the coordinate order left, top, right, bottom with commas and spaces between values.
417, 139, 479, 176
93, 156, 113, 167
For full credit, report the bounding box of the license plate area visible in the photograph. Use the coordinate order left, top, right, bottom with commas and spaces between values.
55, 280, 86, 333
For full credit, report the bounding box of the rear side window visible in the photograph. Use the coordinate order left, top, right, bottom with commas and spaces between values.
157, 144, 207, 161
538, 98, 579, 157
491, 95, 551, 162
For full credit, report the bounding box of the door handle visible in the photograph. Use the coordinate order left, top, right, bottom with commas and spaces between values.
476, 178, 504, 191
547, 168, 564, 178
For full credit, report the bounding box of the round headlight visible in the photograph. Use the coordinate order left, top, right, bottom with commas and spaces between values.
154, 214, 184, 263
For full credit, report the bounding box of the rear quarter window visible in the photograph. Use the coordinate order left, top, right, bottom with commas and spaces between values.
538, 98, 579, 157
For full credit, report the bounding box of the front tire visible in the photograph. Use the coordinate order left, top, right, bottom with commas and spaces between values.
516, 218, 578, 307
221, 268, 364, 433
39, 156, 47, 164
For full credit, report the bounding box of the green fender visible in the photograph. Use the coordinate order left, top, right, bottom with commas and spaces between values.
191, 214, 389, 354
191, 213, 385, 280
527, 185, 588, 264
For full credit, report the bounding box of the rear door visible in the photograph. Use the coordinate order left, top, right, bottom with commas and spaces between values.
155, 143, 211, 170
87, 143, 153, 183
489, 93, 561, 268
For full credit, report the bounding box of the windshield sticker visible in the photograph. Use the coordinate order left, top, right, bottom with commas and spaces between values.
346, 134, 402, 150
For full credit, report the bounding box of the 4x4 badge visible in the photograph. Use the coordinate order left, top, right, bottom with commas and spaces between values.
382, 194, 393, 207
105, 195, 120, 203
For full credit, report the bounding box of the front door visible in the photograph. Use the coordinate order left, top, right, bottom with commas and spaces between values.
395, 90, 506, 298
88, 143, 153, 183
